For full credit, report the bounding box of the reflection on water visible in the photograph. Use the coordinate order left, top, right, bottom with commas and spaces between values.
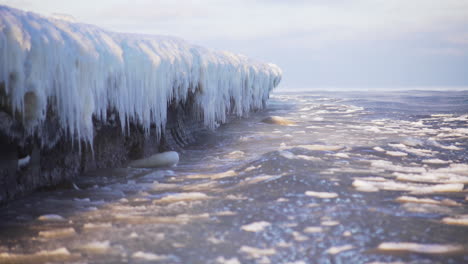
0, 90, 467, 263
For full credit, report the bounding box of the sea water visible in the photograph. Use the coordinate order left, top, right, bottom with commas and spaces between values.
0, 90, 467, 263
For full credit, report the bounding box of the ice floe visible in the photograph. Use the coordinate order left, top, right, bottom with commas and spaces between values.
241, 221, 271, 232
376, 242, 465, 255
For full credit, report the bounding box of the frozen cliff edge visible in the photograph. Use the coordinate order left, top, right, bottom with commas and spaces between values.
0, 5, 281, 203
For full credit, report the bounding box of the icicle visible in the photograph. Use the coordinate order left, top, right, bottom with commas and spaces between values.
0, 5, 282, 148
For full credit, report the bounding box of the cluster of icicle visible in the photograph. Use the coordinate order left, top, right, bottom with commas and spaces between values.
0, 5, 281, 147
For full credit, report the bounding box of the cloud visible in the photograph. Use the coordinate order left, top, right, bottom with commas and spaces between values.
2, 0, 468, 41
1, 0, 467, 87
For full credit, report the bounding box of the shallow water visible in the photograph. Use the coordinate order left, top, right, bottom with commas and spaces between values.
0, 90, 467, 264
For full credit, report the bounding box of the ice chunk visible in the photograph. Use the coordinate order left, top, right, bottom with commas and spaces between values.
342, 231, 352, 237
305, 191, 338, 198
129, 151, 179, 168
297, 145, 344, 151
83, 222, 113, 229
303, 226, 323, 233
325, 245, 354, 255
187, 170, 237, 179
0, 248, 73, 263
376, 242, 464, 254
225, 151, 245, 159
38, 228, 76, 238
241, 221, 271, 232
422, 159, 451, 164
17, 155, 30, 168
396, 196, 460, 206
239, 246, 276, 258
442, 215, 468, 226
353, 178, 464, 194
153, 192, 210, 203
373, 147, 385, 152
292, 232, 308, 241
132, 251, 170, 261
216, 257, 241, 264
321, 220, 340, 226
77, 241, 110, 254
385, 151, 408, 157
37, 214, 66, 221
261, 116, 295, 125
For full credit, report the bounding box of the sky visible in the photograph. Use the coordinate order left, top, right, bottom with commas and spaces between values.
1, 0, 468, 90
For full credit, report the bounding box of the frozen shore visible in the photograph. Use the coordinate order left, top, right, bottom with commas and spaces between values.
0, 5, 281, 203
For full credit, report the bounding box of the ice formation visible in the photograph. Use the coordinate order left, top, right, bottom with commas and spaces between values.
0, 5, 281, 146
128, 151, 179, 168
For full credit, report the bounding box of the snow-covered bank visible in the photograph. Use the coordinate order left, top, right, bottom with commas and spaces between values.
0, 5, 281, 146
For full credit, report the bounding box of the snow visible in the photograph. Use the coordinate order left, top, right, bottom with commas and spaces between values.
0, 6, 281, 148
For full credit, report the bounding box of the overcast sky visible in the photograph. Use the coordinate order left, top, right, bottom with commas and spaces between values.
2, 0, 468, 89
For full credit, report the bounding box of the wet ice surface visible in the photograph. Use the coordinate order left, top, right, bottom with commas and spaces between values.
1, 90, 467, 263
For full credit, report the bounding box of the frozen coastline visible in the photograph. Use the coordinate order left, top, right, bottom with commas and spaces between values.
0, 5, 281, 203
